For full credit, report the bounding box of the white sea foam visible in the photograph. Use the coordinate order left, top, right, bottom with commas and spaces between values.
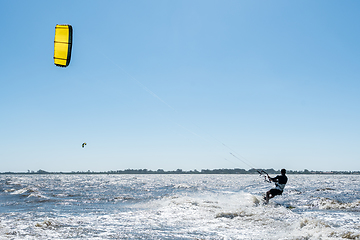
0, 174, 360, 239
10, 188, 29, 195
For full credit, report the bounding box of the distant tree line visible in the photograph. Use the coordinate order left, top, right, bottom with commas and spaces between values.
1, 168, 359, 175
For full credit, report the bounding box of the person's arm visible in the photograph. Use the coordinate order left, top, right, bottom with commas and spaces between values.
270, 176, 279, 182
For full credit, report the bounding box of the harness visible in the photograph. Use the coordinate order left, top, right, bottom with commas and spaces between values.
275, 183, 286, 191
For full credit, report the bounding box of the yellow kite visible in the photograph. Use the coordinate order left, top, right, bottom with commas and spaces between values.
54, 24, 73, 67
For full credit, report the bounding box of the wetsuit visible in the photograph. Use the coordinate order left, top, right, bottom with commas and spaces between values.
269, 174, 288, 196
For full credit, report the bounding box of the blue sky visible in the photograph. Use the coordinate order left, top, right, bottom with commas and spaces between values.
1, 1, 359, 172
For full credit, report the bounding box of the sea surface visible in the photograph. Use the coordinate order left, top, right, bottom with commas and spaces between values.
0, 174, 360, 239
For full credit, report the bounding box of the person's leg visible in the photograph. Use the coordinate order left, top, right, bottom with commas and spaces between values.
265, 189, 277, 203
265, 191, 271, 203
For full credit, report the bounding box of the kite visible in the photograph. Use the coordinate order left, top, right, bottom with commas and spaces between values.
54, 24, 73, 67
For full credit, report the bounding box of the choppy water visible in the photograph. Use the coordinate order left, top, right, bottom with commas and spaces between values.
1, 174, 360, 239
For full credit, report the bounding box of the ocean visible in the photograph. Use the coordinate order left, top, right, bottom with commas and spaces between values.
0, 174, 359, 239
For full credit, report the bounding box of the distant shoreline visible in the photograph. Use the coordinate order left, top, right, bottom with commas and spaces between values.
1, 168, 359, 175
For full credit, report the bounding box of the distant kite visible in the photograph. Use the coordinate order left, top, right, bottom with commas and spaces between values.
54, 24, 73, 67
82, 143, 87, 148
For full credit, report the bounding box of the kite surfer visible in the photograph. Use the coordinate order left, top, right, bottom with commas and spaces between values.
264, 169, 287, 204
